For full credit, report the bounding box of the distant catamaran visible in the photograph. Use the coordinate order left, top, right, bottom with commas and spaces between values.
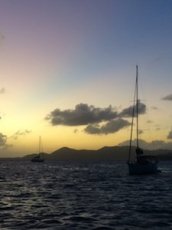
127, 66, 160, 175
31, 136, 44, 163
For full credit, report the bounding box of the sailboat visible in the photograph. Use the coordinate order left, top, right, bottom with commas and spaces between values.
127, 66, 160, 175
31, 136, 44, 163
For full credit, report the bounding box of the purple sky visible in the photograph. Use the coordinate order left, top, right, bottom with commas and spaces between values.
0, 0, 172, 156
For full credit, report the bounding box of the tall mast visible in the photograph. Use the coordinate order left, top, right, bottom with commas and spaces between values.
136, 65, 139, 148
128, 66, 137, 162
39, 136, 41, 154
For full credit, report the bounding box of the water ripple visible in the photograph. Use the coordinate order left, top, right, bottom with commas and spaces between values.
0, 160, 172, 229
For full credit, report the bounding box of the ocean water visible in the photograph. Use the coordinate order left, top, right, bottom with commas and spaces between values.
0, 160, 172, 230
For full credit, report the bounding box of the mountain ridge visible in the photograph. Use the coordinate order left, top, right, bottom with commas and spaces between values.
23, 145, 172, 161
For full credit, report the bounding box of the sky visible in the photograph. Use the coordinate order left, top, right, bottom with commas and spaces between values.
0, 0, 172, 157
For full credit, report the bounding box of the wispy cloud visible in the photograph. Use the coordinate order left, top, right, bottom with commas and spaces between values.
138, 129, 143, 135
162, 94, 172, 101
12, 129, 31, 140
0, 133, 7, 146
151, 106, 158, 110
0, 132, 11, 150
119, 139, 172, 150
147, 120, 153, 124
0, 88, 5, 94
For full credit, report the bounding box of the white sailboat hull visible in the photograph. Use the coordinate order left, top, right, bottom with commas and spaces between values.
128, 162, 159, 175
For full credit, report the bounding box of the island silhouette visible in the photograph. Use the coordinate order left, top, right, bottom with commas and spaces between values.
23, 146, 172, 161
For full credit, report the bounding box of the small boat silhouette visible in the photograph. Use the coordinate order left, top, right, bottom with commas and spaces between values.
31, 136, 44, 163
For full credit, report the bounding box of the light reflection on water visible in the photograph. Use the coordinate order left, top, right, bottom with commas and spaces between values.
0, 160, 172, 229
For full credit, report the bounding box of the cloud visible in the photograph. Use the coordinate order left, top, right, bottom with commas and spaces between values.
46, 103, 118, 126
167, 130, 172, 139
119, 100, 146, 117
151, 106, 158, 110
46, 102, 147, 126
0, 88, 5, 94
84, 119, 130, 135
0, 133, 7, 146
0, 133, 11, 150
46, 102, 147, 135
119, 139, 172, 150
138, 129, 143, 135
74, 129, 78, 133
162, 94, 172, 101
147, 120, 153, 124
12, 129, 31, 140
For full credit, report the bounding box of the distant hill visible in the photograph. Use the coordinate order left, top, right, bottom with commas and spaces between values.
23, 146, 172, 161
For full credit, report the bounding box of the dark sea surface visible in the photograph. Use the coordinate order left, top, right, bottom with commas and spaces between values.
0, 160, 172, 230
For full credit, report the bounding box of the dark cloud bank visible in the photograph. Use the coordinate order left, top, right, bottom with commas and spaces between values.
85, 119, 130, 135
46, 103, 118, 126
46, 102, 146, 135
